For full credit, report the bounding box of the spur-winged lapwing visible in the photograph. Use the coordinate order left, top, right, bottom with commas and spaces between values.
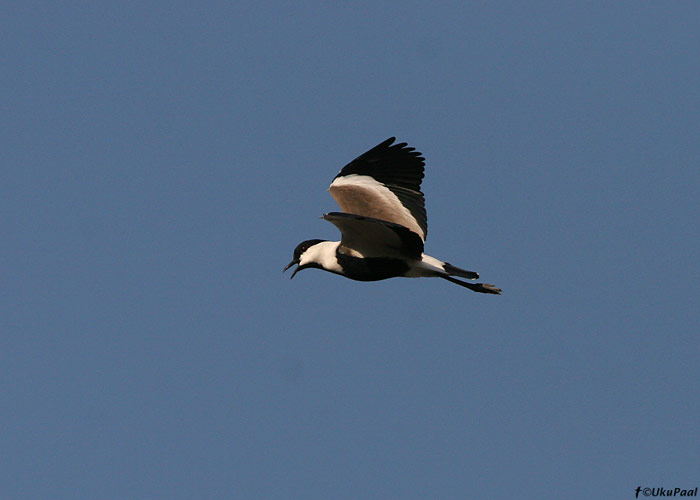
284, 137, 501, 294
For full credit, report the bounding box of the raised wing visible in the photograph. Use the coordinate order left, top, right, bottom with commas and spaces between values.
329, 137, 427, 241
322, 212, 424, 260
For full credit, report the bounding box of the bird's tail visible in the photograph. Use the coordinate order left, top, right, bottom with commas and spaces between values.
441, 262, 501, 294
441, 275, 502, 294
443, 262, 479, 280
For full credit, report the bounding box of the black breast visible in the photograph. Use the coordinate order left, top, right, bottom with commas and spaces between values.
335, 252, 410, 281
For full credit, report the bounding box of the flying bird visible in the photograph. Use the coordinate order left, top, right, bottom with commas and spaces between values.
284, 137, 501, 294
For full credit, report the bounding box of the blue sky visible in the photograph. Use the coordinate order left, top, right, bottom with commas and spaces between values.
2, 2, 699, 499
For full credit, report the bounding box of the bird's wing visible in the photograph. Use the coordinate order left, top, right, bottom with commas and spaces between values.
329, 137, 427, 241
322, 212, 424, 260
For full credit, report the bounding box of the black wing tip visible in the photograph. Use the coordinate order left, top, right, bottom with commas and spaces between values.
365, 137, 396, 153
371, 136, 422, 157
336, 136, 425, 171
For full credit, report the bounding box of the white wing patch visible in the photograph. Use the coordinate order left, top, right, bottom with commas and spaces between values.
329, 174, 426, 241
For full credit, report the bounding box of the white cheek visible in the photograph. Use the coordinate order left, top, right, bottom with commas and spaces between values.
301, 241, 343, 273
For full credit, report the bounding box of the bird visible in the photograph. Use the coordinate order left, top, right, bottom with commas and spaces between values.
283, 137, 501, 294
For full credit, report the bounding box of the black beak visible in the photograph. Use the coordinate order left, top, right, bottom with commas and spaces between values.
283, 259, 299, 279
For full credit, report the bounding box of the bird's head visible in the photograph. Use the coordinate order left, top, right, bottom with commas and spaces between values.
283, 239, 327, 278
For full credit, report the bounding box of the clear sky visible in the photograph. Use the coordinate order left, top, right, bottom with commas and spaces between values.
2, 2, 699, 499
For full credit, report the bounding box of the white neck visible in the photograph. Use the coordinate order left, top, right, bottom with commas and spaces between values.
300, 241, 342, 273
